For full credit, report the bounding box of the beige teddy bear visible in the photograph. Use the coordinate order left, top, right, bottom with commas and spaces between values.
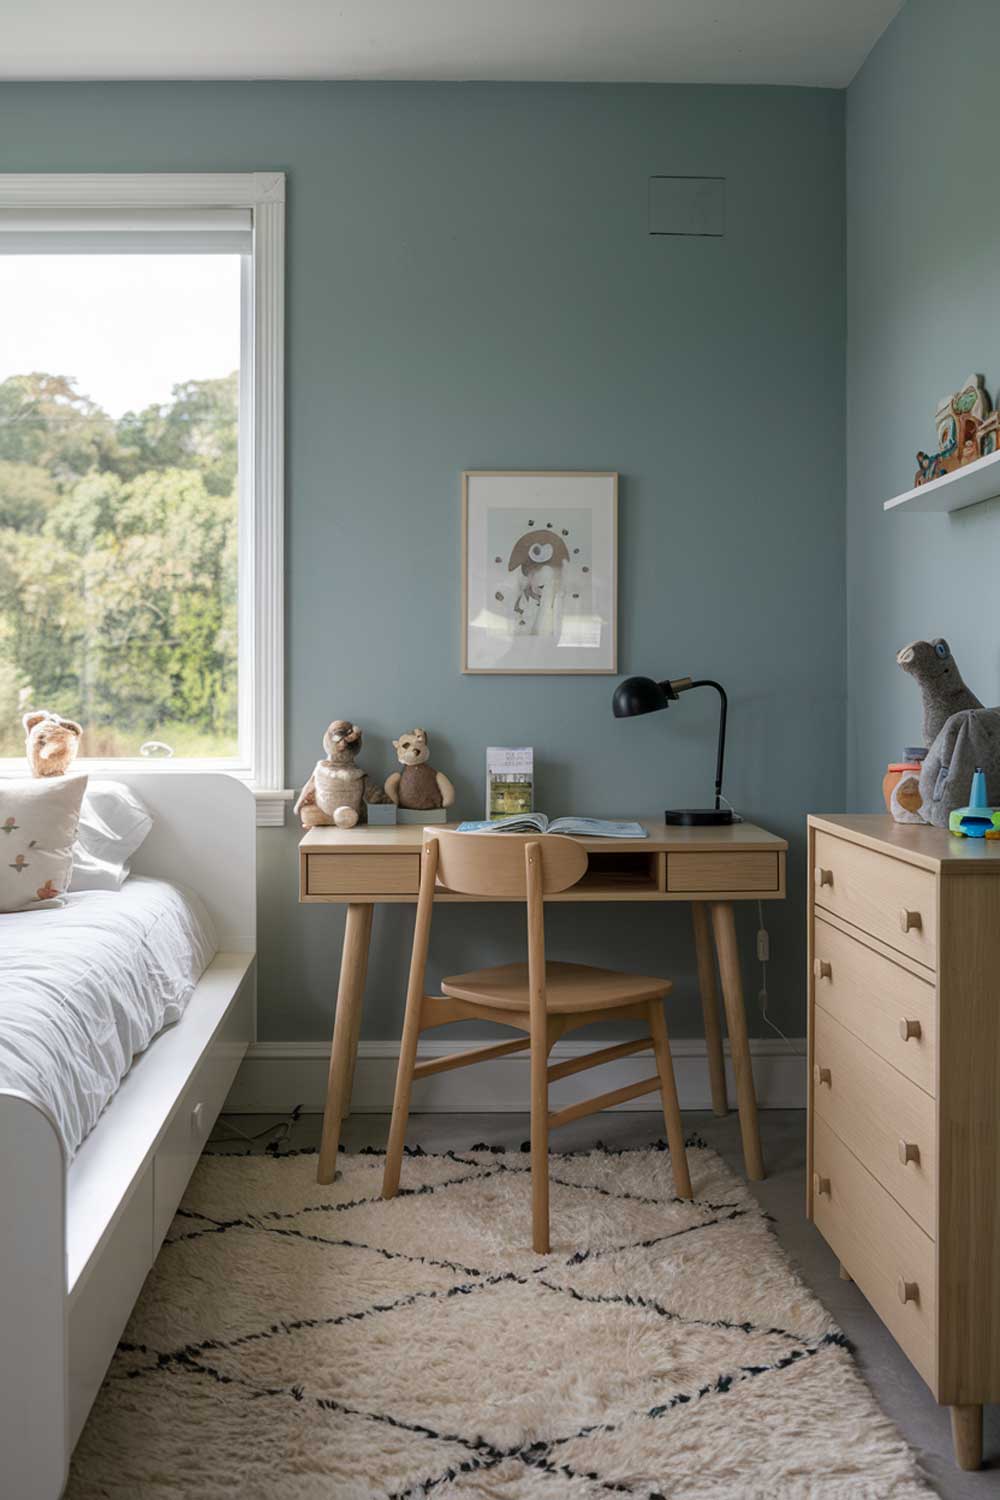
384, 728, 455, 811
23, 710, 83, 777
294, 720, 390, 829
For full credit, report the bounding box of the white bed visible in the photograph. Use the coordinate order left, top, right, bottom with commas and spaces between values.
0, 773, 256, 1500
0, 877, 218, 1157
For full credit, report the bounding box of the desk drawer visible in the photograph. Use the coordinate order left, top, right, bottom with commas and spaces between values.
307, 853, 420, 895
813, 1007, 936, 1236
812, 1116, 936, 1389
666, 851, 779, 893
813, 917, 936, 1097
813, 832, 936, 969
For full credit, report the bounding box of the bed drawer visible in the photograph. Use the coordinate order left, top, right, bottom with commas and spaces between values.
812, 1116, 936, 1390
813, 917, 936, 1097
68, 1163, 154, 1446
813, 1006, 936, 1236
813, 831, 937, 970
153, 971, 254, 1249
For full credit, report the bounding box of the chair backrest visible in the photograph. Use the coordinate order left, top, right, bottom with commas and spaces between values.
430, 828, 588, 897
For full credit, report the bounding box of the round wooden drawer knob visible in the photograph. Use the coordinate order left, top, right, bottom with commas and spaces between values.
898, 1139, 920, 1166
815, 866, 834, 888
814, 959, 832, 980
897, 1277, 919, 1305
899, 908, 922, 934
813, 1173, 831, 1197
814, 1064, 832, 1087
898, 1018, 922, 1042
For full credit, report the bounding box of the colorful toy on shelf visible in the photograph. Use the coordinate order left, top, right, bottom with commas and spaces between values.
914, 373, 994, 486
948, 767, 1000, 838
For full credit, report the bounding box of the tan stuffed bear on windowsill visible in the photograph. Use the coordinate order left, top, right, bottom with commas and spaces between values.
23, 710, 83, 777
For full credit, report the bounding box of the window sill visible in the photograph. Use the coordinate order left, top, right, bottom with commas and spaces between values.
0, 759, 294, 827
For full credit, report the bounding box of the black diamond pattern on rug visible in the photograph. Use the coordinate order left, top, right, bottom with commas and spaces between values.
65, 1144, 934, 1499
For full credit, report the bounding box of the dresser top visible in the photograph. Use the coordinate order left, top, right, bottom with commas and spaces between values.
810, 813, 1000, 873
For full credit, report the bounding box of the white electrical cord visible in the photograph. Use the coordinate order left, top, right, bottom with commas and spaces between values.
718, 792, 743, 823
756, 899, 804, 1056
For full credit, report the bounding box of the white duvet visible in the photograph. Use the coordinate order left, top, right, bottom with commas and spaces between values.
0, 877, 217, 1157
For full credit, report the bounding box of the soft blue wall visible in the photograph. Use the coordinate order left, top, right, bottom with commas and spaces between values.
847, 0, 1000, 809
0, 83, 845, 1041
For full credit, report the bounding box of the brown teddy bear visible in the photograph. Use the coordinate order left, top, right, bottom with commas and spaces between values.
384, 728, 455, 811
23, 710, 83, 777
294, 720, 390, 829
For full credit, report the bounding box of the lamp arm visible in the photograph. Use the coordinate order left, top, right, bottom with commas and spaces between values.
687, 679, 728, 810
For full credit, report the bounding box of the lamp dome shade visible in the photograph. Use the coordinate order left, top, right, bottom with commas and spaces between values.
612, 676, 669, 718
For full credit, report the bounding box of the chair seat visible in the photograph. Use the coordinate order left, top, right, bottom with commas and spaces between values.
441, 960, 671, 1013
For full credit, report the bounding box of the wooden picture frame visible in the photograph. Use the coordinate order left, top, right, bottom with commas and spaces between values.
462, 471, 618, 674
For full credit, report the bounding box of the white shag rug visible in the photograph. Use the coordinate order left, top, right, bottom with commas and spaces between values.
67, 1140, 935, 1500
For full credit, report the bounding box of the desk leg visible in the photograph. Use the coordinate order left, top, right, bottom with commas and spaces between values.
691, 902, 728, 1117
317, 903, 374, 1185
341, 948, 369, 1124
710, 901, 765, 1181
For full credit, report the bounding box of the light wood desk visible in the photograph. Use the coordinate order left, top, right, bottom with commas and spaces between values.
299, 819, 787, 1184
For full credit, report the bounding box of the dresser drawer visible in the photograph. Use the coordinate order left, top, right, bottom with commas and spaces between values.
813, 832, 937, 969
812, 1117, 936, 1390
813, 1007, 936, 1236
813, 917, 936, 1097
306, 853, 420, 895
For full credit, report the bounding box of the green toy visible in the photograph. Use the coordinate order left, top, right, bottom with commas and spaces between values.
948, 767, 1000, 838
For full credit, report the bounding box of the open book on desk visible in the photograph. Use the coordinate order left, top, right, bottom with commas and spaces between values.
457, 815, 648, 838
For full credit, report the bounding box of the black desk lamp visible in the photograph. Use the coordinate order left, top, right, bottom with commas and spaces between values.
612, 674, 733, 826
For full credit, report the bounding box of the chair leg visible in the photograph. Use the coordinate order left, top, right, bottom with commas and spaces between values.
382, 998, 424, 1199
648, 1000, 693, 1199
530, 1017, 552, 1253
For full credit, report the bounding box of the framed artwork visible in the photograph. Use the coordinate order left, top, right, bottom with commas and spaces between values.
462, 471, 618, 674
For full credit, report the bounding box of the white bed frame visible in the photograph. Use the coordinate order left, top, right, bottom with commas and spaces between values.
0, 773, 256, 1500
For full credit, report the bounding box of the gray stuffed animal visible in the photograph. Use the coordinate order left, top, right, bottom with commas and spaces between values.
919, 708, 1000, 829
896, 638, 982, 745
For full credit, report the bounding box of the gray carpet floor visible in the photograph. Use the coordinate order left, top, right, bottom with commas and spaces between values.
208, 1108, 999, 1498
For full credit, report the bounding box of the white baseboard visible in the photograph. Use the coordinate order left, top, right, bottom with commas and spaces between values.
225, 1036, 807, 1114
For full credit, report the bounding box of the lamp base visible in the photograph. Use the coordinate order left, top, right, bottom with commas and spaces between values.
664, 807, 734, 827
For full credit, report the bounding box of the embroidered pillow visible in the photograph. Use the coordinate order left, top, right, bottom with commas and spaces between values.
0, 775, 88, 913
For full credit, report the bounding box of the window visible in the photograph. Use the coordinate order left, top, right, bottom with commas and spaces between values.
0, 176, 286, 823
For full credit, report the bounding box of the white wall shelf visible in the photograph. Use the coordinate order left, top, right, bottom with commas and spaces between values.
884, 448, 1000, 514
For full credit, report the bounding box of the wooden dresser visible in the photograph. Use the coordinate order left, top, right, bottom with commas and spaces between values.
807, 814, 1000, 1471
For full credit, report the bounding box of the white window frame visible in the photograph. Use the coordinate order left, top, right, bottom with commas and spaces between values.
0, 173, 290, 826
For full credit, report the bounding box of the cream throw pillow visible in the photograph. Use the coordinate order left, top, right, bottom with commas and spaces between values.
0, 775, 88, 912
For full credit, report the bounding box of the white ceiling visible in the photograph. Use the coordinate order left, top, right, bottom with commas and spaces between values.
1, 0, 902, 88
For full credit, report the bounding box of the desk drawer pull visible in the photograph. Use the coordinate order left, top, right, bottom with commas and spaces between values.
897, 1277, 919, 1305
898, 1139, 920, 1166
814, 958, 832, 980
815, 866, 833, 888
898, 1018, 922, 1042
813, 1173, 831, 1197
898, 908, 922, 934
814, 1064, 832, 1088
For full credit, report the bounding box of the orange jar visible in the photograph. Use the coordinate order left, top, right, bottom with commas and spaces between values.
883, 759, 922, 812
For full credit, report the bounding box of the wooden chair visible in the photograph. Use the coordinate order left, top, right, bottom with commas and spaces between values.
382, 829, 693, 1252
